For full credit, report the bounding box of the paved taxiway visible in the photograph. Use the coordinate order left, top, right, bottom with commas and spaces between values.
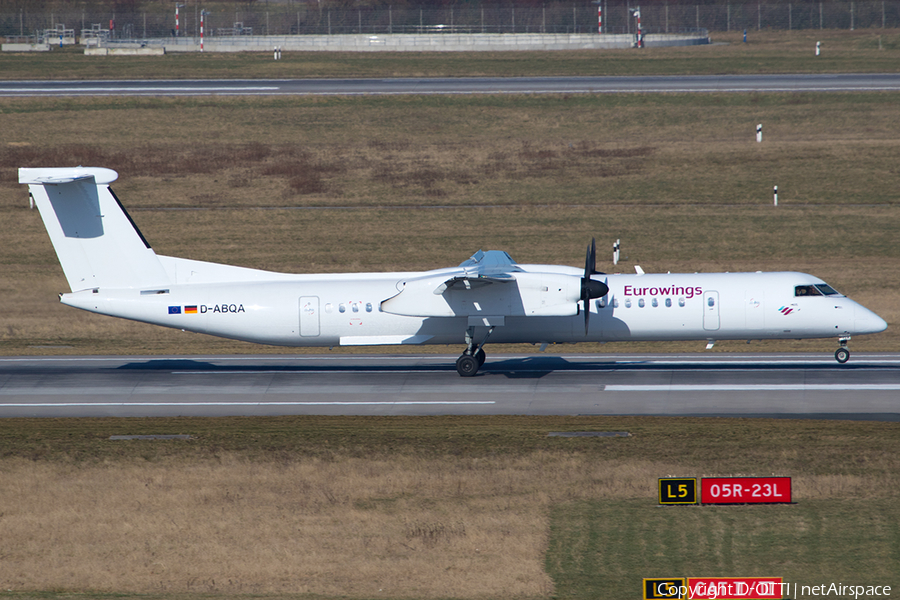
1, 73, 900, 97
1, 353, 898, 420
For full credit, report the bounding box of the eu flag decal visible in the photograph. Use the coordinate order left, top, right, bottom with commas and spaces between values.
168, 306, 182, 314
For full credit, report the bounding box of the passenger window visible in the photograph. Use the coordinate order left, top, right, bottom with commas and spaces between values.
324, 303, 333, 313
613, 298, 619, 308
678, 298, 685, 307
638, 299, 645, 308
651, 298, 658, 308
625, 299, 632, 308
352, 303, 359, 313
665, 298, 672, 308
707, 297, 715, 307
366, 303, 373, 312
339, 304, 346, 313
598, 297, 607, 309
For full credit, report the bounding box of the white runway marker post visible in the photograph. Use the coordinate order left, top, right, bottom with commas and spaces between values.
613, 239, 620, 266
756, 123, 762, 143
816, 41, 821, 56
774, 185, 778, 206
200, 10, 207, 53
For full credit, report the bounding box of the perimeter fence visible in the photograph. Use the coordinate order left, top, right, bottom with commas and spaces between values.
2, 1, 899, 42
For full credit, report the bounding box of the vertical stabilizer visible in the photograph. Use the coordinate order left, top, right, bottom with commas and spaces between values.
19, 167, 171, 292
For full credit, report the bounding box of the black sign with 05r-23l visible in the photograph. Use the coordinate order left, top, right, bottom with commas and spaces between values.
658, 478, 698, 505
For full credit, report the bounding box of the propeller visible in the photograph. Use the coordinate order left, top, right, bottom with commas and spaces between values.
581, 238, 610, 334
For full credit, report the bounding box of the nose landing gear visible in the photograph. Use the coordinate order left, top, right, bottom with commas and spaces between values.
834, 337, 851, 364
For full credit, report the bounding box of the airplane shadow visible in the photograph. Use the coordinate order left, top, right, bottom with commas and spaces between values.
114, 356, 897, 380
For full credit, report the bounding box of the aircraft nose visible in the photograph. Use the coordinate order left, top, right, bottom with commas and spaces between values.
854, 305, 888, 335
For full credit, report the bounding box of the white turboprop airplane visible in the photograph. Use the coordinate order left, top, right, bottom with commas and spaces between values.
21, 167, 887, 376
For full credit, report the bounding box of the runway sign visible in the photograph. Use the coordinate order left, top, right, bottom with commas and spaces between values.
643, 578, 687, 599
644, 577, 783, 599
658, 477, 698, 505
700, 477, 791, 504
686, 577, 783, 599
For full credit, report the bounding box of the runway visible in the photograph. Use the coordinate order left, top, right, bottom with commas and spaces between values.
1, 73, 900, 96
1, 353, 898, 420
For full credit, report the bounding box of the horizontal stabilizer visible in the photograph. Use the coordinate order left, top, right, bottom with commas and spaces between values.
19, 166, 118, 185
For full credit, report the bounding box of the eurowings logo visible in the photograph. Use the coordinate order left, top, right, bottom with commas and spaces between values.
778, 306, 798, 316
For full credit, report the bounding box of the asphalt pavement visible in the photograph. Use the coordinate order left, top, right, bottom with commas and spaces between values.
1, 353, 898, 420
2, 73, 900, 96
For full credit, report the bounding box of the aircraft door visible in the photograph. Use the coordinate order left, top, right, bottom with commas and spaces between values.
703, 291, 720, 331
299, 296, 320, 337
745, 291, 764, 331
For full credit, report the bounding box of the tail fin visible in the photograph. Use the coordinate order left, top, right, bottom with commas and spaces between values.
19, 167, 171, 292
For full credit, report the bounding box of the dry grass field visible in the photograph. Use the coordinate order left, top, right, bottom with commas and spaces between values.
0, 416, 896, 599
1, 91, 897, 355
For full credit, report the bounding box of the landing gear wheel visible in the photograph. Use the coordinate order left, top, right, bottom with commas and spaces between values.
456, 354, 480, 377
474, 348, 486, 367
835, 347, 850, 364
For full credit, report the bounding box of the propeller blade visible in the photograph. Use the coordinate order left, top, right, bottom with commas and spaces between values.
584, 300, 591, 334
581, 238, 609, 335
589, 237, 596, 275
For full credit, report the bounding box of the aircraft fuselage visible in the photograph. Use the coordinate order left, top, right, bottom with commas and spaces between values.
60, 267, 885, 349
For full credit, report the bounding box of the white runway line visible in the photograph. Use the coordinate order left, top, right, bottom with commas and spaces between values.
0, 86, 280, 92
606, 384, 900, 392
0, 401, 496, 407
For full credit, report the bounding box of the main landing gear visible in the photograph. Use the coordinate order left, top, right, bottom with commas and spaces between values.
456, 326, 493, 377
834, 337, 851, 364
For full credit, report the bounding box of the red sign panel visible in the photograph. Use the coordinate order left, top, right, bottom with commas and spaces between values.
687, 577, 783, 599
700, 477, 791, 504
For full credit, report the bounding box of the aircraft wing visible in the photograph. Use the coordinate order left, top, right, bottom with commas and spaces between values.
433, 273, 515, 294
381, 250, 583, 319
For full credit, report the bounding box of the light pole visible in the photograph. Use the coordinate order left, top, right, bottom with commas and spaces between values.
175, 3, 184, 37
630, 7, 643, 48
592, 1, 603, 34
200, 9, 209, 52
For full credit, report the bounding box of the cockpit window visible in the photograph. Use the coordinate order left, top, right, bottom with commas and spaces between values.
814, 284, 841, 296
795, 285, 823, 297
796, 284, 843, 297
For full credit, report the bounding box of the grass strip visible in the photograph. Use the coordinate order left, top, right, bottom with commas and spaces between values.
0, 31, 898, 80
547, 498, 900, 599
